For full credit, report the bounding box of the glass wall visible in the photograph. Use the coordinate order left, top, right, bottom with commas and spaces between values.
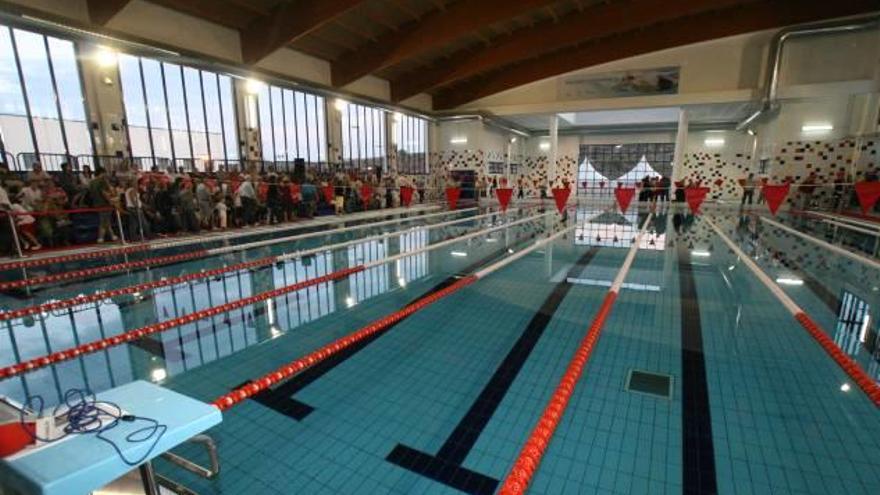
341, 102, 386, 171
118, 54, 239, 171
394, 113, 428, 174
0, 26, 92, 170
256, 84, 327, 168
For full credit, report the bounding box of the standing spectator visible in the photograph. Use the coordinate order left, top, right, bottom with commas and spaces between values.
266, 174, 282, 224
799, 172, 817, 209
56, 162, 78, 200
79, 165, 94, 189
124, 179, 149, 241
88, 167, 118, 243
741, 173, 757, 205
196, 178, 214, 229
237, 175, 257, 225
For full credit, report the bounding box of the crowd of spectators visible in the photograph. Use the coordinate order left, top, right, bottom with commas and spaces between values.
0, 160, 427, 256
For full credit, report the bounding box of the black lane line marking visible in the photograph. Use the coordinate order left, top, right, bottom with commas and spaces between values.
231, 236, 536, 421
386, 247, 600, 495
678, 246, 718, 495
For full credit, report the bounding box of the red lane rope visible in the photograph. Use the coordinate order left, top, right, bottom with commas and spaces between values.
0, 257, 275, 322
499, 291, 618, 495
0, 266, 364, 380
794, 312, 880, 406
0, 206, 116, 217
212, 275, 477, 410
0, 249, 212, 291
0, 244, 152, 271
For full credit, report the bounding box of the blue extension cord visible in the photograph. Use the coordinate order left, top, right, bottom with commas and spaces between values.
20, 388, 167, 466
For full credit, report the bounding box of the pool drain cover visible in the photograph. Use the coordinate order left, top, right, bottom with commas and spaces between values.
625, 370, 673, 399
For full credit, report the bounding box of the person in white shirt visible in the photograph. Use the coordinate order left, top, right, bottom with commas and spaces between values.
10, 202, 41, 250
237, 177, 257, 225
17, 179, 43, 211
124, 180, 149, 240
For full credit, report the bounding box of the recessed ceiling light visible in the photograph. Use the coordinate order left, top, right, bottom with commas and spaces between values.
704, 138, 725, 147
450, 137, 468, 145
802, 123, 833, 133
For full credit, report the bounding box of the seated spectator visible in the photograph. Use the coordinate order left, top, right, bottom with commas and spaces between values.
27, 161, 51, 187
7, 186, 41, 251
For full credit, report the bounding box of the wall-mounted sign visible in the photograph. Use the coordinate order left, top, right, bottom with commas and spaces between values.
559, 66, 680, 100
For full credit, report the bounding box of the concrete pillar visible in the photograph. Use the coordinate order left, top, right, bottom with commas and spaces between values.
79, 42, 128, 158
672, 108, 689, 187
327, 98, 345, 168
548, 115, 559, 188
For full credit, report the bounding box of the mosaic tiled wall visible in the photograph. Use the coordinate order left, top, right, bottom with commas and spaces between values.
423, 135, 879, 204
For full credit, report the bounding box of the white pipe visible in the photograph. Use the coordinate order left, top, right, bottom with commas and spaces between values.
203, 206, 479, 257
705, 216, 802, 315
365, 211, 553, 269
760, 216, 880, 271
611, 214, 653, 293
821, 218, 880, 237
812, 211, 880, 232
278, 208, 526, 262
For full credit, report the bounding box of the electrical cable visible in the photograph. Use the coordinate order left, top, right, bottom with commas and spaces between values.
19, 388, 166, 466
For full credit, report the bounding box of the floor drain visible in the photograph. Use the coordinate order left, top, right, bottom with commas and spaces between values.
625, 369, 673, 399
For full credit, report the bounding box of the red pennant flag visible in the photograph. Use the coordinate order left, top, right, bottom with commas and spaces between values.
763, 184, 790, 215
614, 187, 636, 213
359, 184, 373, 209
854, 181, 880, 214
399, 186, 414, 207
551, 188, 570, 214
684, 187, 710, 214
445, 187, 461, 210
321, 185, 334, 204
495, 187, 513, 211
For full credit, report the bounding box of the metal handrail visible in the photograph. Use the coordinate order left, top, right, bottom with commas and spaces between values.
160, 434, 220, 479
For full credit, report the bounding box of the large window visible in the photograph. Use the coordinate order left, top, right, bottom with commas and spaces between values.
0, 26, 91, 170
576, 143, 674, 197
341, 102, 386, 171
256, 84, 327, 168
119, 54, 238, 171
394, 113, 427, 174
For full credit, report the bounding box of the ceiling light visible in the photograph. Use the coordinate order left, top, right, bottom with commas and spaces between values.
334, 98, 348, 112
95, 46, 118, 68
704, 138, 725, 147
614, 144, 623, 149
746, 128, 756, 136
802, 123, 833, 133
691, 250, 711, 257
450, 137, 468, 145
451, 251, 468, 257
775, 277, 804, 286
245, 78, 264, 95
539, 142, 550, 151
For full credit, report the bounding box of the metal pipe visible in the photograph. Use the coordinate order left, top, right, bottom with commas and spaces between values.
160, 434, 220, 479
737, 14, 880, 131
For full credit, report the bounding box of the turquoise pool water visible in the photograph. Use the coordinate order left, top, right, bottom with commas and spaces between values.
1, 204, 878, 494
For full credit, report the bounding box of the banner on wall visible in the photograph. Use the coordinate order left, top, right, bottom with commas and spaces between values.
559, 67, 679, 100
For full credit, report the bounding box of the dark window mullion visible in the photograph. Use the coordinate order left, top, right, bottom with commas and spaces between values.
178, 65, 195, 161
198, 71, 211, 164
137, 58, 157, 167
159, 62, 176, 163
42, 36, 70, 158
8, 27, 40, 158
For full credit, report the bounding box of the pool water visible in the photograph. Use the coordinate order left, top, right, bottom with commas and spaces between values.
1, 204, 878, 494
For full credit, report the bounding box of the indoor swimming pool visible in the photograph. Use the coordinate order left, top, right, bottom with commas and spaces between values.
1, 204, 879, 495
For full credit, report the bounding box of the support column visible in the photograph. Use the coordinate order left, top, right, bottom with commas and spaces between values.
672, 108, 689, 188
79, 42, 128, 158
327, 99, 345, 169
548, 115, 559, 190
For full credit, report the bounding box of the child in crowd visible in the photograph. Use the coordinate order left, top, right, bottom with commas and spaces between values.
7, 186, 41, 251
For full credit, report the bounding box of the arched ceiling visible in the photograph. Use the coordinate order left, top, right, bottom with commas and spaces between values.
85, 0, 880, 109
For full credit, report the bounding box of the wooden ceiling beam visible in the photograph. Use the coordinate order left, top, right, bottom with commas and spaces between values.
330, 0, 558, 87
390, 0, 753, 102
240, 0, 367, 65
86, 0, 132, 25
433, 0, 880, 109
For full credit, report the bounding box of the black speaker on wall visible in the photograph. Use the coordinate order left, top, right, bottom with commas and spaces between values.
293, 158, 306, 181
